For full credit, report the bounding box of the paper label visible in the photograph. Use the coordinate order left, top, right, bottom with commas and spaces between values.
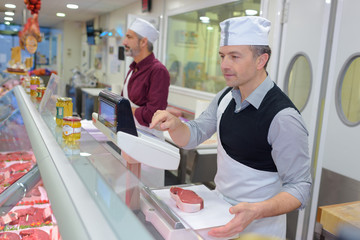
56, 107, 64, 119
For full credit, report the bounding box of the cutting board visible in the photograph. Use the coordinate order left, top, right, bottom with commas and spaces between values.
317, 201, 360, 235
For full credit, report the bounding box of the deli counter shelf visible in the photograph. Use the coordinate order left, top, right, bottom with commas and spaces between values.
9, 86, 201, 240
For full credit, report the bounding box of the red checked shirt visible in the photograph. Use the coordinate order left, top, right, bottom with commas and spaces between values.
122, 53, 170, 126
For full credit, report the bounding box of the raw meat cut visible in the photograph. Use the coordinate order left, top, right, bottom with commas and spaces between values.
0, 232, 20, 240
20, 229, 50, 240
170, 187, 204, 213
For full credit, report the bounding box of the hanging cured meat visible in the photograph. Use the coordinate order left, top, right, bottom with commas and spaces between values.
19, 0, 42, 50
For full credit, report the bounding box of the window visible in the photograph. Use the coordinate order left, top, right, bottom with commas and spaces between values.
165, 0, 261, 93
285, 54, 312, 111
336, 55, 360, 126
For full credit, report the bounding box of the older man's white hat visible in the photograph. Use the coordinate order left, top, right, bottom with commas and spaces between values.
220, 16, 271, 46
129, 18, 159, 44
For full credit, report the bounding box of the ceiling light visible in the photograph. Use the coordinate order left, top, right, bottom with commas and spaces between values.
245, 9, 258, 16
5, 11, 14, 16
199, 16, 210, 23
4, 21, 10, 25
66, 4, 79, 9
207, 26, 213, 30
4, 17, 13, 21
5, 3, 16, 8
56, 13, 66, 17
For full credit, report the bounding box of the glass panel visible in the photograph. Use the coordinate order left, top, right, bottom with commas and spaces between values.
0, 89, 32, 151
165, 0, 261, 93
36, 86, 201, 239
339, 56, 360, 125
286, 55, 312, 111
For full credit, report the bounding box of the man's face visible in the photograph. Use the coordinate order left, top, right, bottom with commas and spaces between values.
219, 45, 258, 88
123, 30, 141, 58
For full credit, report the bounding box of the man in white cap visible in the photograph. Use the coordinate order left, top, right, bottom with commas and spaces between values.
150, 16, 312, 238
122, 18, 170, 137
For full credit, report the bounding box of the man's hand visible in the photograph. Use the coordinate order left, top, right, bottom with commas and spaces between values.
150, 110, 191, 147
150, 110, 182, 132
208, 192, 301, 238
208, 202, 260, 238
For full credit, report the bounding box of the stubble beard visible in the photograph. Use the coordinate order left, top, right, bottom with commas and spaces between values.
124, 45, 140, 58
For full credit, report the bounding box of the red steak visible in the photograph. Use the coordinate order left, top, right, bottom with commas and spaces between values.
170, 187, 204, 213
0, 232, 21, 240
20, 229, 50, 240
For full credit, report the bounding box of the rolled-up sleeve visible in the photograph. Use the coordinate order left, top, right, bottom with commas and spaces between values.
268, 108, 312, 209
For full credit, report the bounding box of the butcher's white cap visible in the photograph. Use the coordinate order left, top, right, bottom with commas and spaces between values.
129, 18, 159, 44
220, 16, 271, 46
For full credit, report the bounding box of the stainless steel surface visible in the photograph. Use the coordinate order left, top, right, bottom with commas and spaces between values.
141, 186, 185, 230
0, 165, 41, 216
318, 168, 360, 207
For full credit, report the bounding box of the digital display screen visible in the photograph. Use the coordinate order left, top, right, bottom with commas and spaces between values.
98, 90, 138, 136
99, 100, 116, 127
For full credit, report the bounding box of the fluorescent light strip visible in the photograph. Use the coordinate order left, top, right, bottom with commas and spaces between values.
5, 11, 15, 16
4, 17, 13, 21
5, 3, 16, 8
66, 4, 79, 9
56, 13, 66, 17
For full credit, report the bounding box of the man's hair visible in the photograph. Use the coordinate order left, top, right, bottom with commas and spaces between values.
250, 45, 271, 70
135, 33, 154, 52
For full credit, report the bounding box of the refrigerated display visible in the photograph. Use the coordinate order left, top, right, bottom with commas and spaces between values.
1, 77, 202, 239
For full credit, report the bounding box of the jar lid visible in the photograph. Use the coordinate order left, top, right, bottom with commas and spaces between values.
63, 116, 81, 122
63, 97, 72, 102
30, 76, 40, 80
57, 97, 65, 101
37, 87, 46, 90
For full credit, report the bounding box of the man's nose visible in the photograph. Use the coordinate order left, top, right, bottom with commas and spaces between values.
221, 56, 230, 70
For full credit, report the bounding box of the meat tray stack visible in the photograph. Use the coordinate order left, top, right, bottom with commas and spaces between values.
0, 151, 62, 240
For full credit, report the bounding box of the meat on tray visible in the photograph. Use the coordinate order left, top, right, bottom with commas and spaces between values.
20, 229, 50, 240
0, 232, 21, 240
7, 162, 33, 172
170, 187, 204, 213
0, 207, 52, 226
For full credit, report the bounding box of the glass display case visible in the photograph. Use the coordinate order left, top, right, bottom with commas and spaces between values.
0, 77, 202, 239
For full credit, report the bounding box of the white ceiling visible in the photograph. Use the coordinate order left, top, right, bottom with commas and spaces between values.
0, 0, 138, 28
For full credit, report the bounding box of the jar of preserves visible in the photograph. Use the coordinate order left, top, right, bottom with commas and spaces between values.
56, 97, 65, 126
24, 77, 31, 94
36, 87, 46, 101
62, 116, 82, 142
63, 97, 73, 118
30, 76, 40, 97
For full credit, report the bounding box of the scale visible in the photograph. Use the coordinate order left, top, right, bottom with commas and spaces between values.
92, 89, 180, 170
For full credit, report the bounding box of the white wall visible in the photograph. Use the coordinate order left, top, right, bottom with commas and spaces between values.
61, 21, 83, 85
97, 0, 165, 89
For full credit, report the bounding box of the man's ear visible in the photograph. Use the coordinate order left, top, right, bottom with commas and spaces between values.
140, 37, 148, 49
257, 53, 269, 70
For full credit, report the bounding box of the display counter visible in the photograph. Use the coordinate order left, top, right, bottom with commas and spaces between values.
0, 85, 202, 240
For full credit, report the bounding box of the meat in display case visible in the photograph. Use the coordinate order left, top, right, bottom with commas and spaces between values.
0, 89, 61, 239
1, 75, 202, 240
